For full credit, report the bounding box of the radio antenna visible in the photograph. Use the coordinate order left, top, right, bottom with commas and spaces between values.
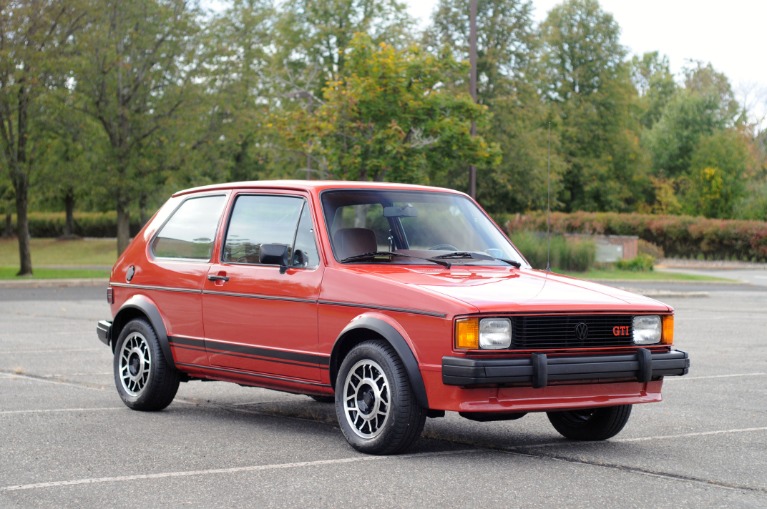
545, 120, 552, 272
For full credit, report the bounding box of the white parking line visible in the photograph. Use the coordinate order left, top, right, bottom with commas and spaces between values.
0, 348, 103, 354
0, 449, 478, 492
616, 427, 767, 443
510, 426, 767, 450
1, 373, 106, 391
0, 407, 124, 415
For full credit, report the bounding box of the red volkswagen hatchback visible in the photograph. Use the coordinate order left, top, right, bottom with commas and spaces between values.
97, 181, 689, 454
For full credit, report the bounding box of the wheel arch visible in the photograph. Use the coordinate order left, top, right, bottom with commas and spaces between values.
112, 295, 176, 369
330, 315, 429, 409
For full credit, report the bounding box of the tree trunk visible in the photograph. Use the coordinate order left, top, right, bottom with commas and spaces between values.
2, 213, 12, 238
64, 188, 76, 237
116, 196, 131, 255
14, 172, 33, 276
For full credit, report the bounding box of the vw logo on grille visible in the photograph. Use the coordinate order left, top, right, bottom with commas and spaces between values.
574, 322, 589, 341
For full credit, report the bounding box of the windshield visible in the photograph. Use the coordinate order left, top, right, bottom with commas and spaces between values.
321, 189, 528, 267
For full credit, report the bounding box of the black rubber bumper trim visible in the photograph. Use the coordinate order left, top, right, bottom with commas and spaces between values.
97, 320, 113, 347
442, 348, 689, 387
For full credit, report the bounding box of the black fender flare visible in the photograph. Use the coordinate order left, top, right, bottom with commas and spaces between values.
331, 316, 429, 409
113, 294, 176, 369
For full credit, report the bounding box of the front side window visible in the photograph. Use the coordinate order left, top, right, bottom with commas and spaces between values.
223, 195, 319, 269
152, 195, 226, 260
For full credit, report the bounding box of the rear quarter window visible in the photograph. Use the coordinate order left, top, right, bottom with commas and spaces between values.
152, 195, 227, 260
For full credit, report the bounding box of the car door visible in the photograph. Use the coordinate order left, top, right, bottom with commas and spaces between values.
202, 192, 324, 383
141, 193, 227, 367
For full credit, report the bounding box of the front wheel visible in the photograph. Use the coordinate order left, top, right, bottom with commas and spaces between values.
113, 318, 180, 411
547, 405, 632, 441
335, 341, 426, 455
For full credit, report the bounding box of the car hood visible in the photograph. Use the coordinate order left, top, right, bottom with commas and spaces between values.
343, 265, 671, 314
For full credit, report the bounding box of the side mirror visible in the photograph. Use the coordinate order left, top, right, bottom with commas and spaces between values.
259, 243, 290, 273
292, 249, 307, 268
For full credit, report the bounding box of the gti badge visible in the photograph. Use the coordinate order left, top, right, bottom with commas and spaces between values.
612, 325, 630, 337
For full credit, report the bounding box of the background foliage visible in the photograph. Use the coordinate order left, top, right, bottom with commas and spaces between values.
1, 0, 766, 274
508, 211, 767, 262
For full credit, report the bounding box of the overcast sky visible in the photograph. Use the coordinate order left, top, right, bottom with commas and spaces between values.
406, 0, 767, 121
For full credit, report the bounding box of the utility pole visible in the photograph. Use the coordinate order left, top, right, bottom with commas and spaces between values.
468, 0, 478, 198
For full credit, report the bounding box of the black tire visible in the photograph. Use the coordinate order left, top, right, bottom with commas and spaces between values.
113, 318, 180, 411
335, 341, 426, 455
547, 405, 632, 441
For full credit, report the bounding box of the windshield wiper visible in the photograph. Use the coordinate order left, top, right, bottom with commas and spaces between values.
432, 251, 522, 268
341, 251, 451, 268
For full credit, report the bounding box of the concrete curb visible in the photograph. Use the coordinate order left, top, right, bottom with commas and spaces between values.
658, 259, 767, 270
0, 278, 108, 289
627, 289, 709, 299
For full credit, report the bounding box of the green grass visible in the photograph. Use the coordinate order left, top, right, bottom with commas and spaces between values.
558, 268, 733, 282
0, 238, 117, 267
0, 267, 109, 280
1, 237, 115, 279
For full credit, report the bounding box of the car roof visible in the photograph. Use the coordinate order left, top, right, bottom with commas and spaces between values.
172, 180, 465, 198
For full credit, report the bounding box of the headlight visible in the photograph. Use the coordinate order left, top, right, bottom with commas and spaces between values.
479, 318, 512, 349
633, 315, 661, 345
455, 317, 512, 349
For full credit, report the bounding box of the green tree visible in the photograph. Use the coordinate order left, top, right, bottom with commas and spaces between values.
540, 0, 646, 212
0, 0, 86, 275
643, 91, 724, 178
75, 0, 201, 254
644, 62, 738, 179
32, 89, 106, 235
683, 61, 741, 126
195, 0, 279, 182
424, 0, 558, 213
681, 129, 749, 218
631, 51, 678, 129
271, 0, 416, 178
426, 0, 536, 101
281, 34, 497, 184
275, 0, 414, 99
643, 62, 753, 218
540, 0, 625, 103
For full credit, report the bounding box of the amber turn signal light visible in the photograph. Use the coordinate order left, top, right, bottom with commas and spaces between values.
662, 315, 674, 344
455, 318, 479, 349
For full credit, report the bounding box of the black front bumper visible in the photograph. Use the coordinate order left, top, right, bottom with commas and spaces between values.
97, 320, 112, 347
443, 348, 689, 388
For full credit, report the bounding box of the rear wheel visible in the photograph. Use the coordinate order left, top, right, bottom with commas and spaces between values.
335, 341, 426, 455
547, 405, 632, 441
113, 318, 180, 411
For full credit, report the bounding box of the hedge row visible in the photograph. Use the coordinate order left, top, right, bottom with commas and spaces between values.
7, 210, 767, 262
505, 211, 767, 262
509, 231, 596, 271
5, 212, 143, 238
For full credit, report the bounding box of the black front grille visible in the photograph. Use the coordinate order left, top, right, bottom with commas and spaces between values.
512, 315, 634, 349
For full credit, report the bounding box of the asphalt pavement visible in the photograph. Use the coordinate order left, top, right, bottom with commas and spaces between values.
1, 271, 766, 508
